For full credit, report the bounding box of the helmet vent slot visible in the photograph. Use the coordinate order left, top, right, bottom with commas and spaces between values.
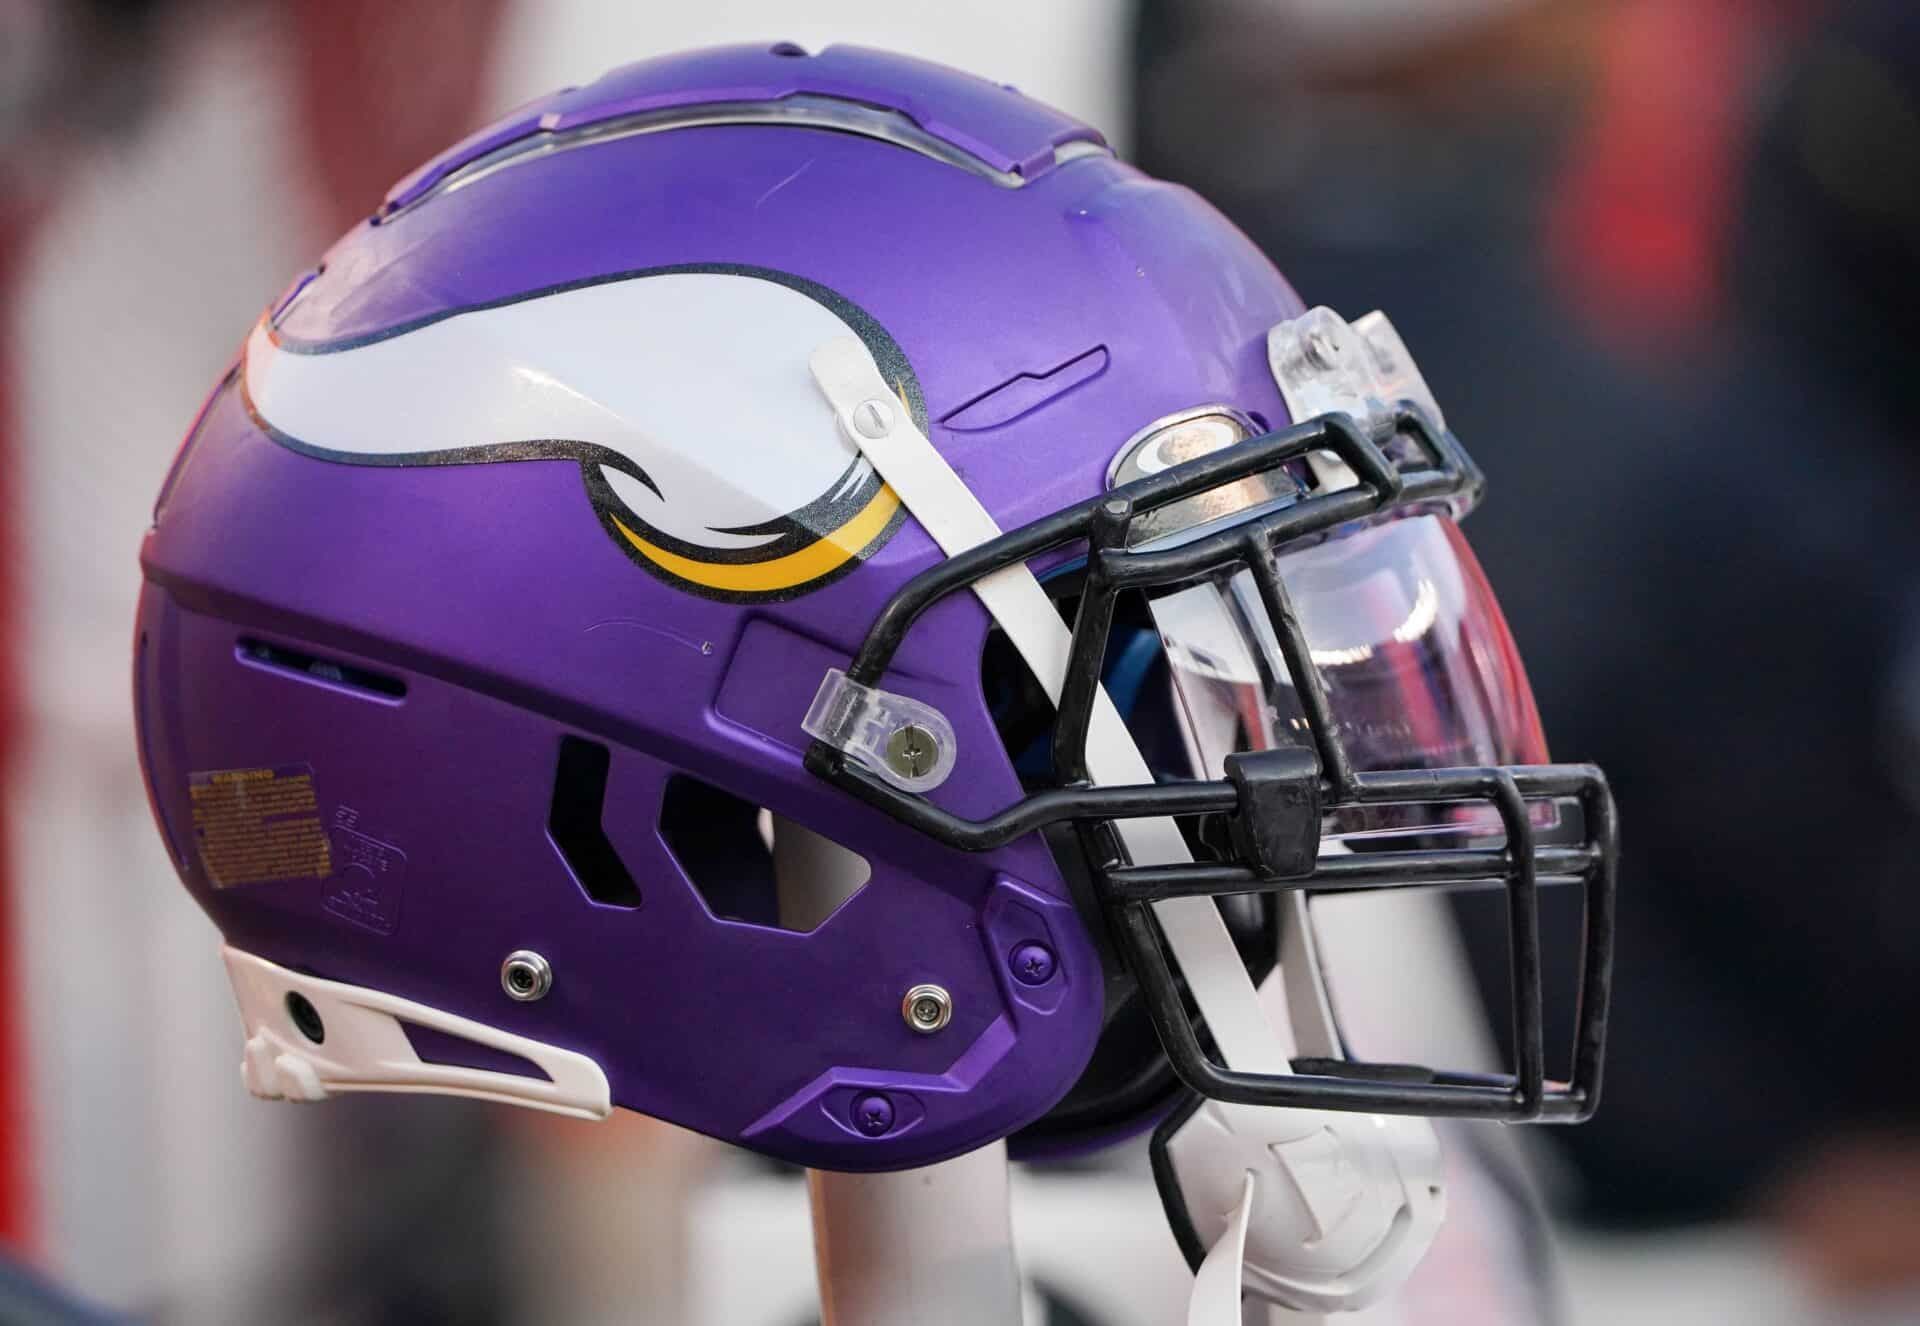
548, 737, 642, 909
400, 1020, 552, 1082
661, 777, 869, 932
236, 637, 406, 701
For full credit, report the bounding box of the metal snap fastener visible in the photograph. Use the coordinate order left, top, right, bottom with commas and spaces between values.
902, 983, 952, 1034
501, 950, 552, 1002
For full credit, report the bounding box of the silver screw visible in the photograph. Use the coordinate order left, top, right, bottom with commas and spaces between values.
1304, 327, 1342, 370
501, 950, 553, 1002
885, 723, 938, 780
903, 983, 952, 1034
851, 398, 895, 439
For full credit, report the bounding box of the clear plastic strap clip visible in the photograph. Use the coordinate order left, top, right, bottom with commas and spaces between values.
802, 668, 957, 794
1267, 305, 1445, 441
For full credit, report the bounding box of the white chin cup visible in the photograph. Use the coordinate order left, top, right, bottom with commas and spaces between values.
1167, 1098, 1445, 1316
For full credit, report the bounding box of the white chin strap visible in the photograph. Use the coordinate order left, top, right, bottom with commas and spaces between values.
811, 338, 1444, 1320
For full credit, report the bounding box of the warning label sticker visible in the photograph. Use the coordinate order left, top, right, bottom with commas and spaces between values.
190, 764, 333, 888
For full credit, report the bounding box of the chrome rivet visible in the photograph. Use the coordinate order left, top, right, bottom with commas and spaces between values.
885, 723, 938, 781
501, 950, 552, 1002
903, 983, 952, 1034
851, 398, 895, 439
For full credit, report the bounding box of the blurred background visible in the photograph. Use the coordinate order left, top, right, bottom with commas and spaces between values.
3, 0, 1918, 1322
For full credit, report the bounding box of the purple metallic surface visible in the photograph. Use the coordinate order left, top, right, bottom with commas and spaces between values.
376, 42, 1106, 210
1009, 942, 1056, 988
135, 45, 1310, 1170
742, 1016, 1019, 1165
380, 91, 569, 213
941, 346, 1113, 433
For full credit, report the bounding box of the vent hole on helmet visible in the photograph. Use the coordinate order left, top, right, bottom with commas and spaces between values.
400, 1021, 550, 1082
285, 991, 325, 1044
549, 737, 642, 909
661, 777, 869, 932
236, 638, 406, 701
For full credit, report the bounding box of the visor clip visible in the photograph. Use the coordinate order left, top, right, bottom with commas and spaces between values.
1222, 747, 1322, 878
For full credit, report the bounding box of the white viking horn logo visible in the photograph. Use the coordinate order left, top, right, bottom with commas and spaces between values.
242, 267, 916, 600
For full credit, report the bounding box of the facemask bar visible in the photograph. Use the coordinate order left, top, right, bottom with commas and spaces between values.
803, 405, 1616, 1123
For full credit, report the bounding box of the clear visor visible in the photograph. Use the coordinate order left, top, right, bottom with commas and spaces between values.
1149, 513, 1549, 842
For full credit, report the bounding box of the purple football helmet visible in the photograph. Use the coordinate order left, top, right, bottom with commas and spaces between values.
135, 41, 1614, 1236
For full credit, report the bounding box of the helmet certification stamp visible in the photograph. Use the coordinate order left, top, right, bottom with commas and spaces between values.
322, 806, 407, 936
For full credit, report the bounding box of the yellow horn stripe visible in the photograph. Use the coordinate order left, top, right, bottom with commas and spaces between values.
612, 485, 901, 594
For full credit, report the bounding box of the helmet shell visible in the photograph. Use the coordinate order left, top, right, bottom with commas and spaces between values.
136, 43, 1307, 1169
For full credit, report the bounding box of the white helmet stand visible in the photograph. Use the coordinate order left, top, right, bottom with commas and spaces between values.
805, 1144, 1336, 1326
807, 1145, 1025, 1326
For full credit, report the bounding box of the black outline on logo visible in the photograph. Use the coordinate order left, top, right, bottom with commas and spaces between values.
243, 263, 923, 603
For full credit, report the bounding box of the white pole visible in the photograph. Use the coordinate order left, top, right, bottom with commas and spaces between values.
807, 1145, 1025, 1326
772, 817, 1025, 1326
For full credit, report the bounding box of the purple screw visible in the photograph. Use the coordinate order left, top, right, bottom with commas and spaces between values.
852, 1092, 894, 1137
1009, 941, 1057, 986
